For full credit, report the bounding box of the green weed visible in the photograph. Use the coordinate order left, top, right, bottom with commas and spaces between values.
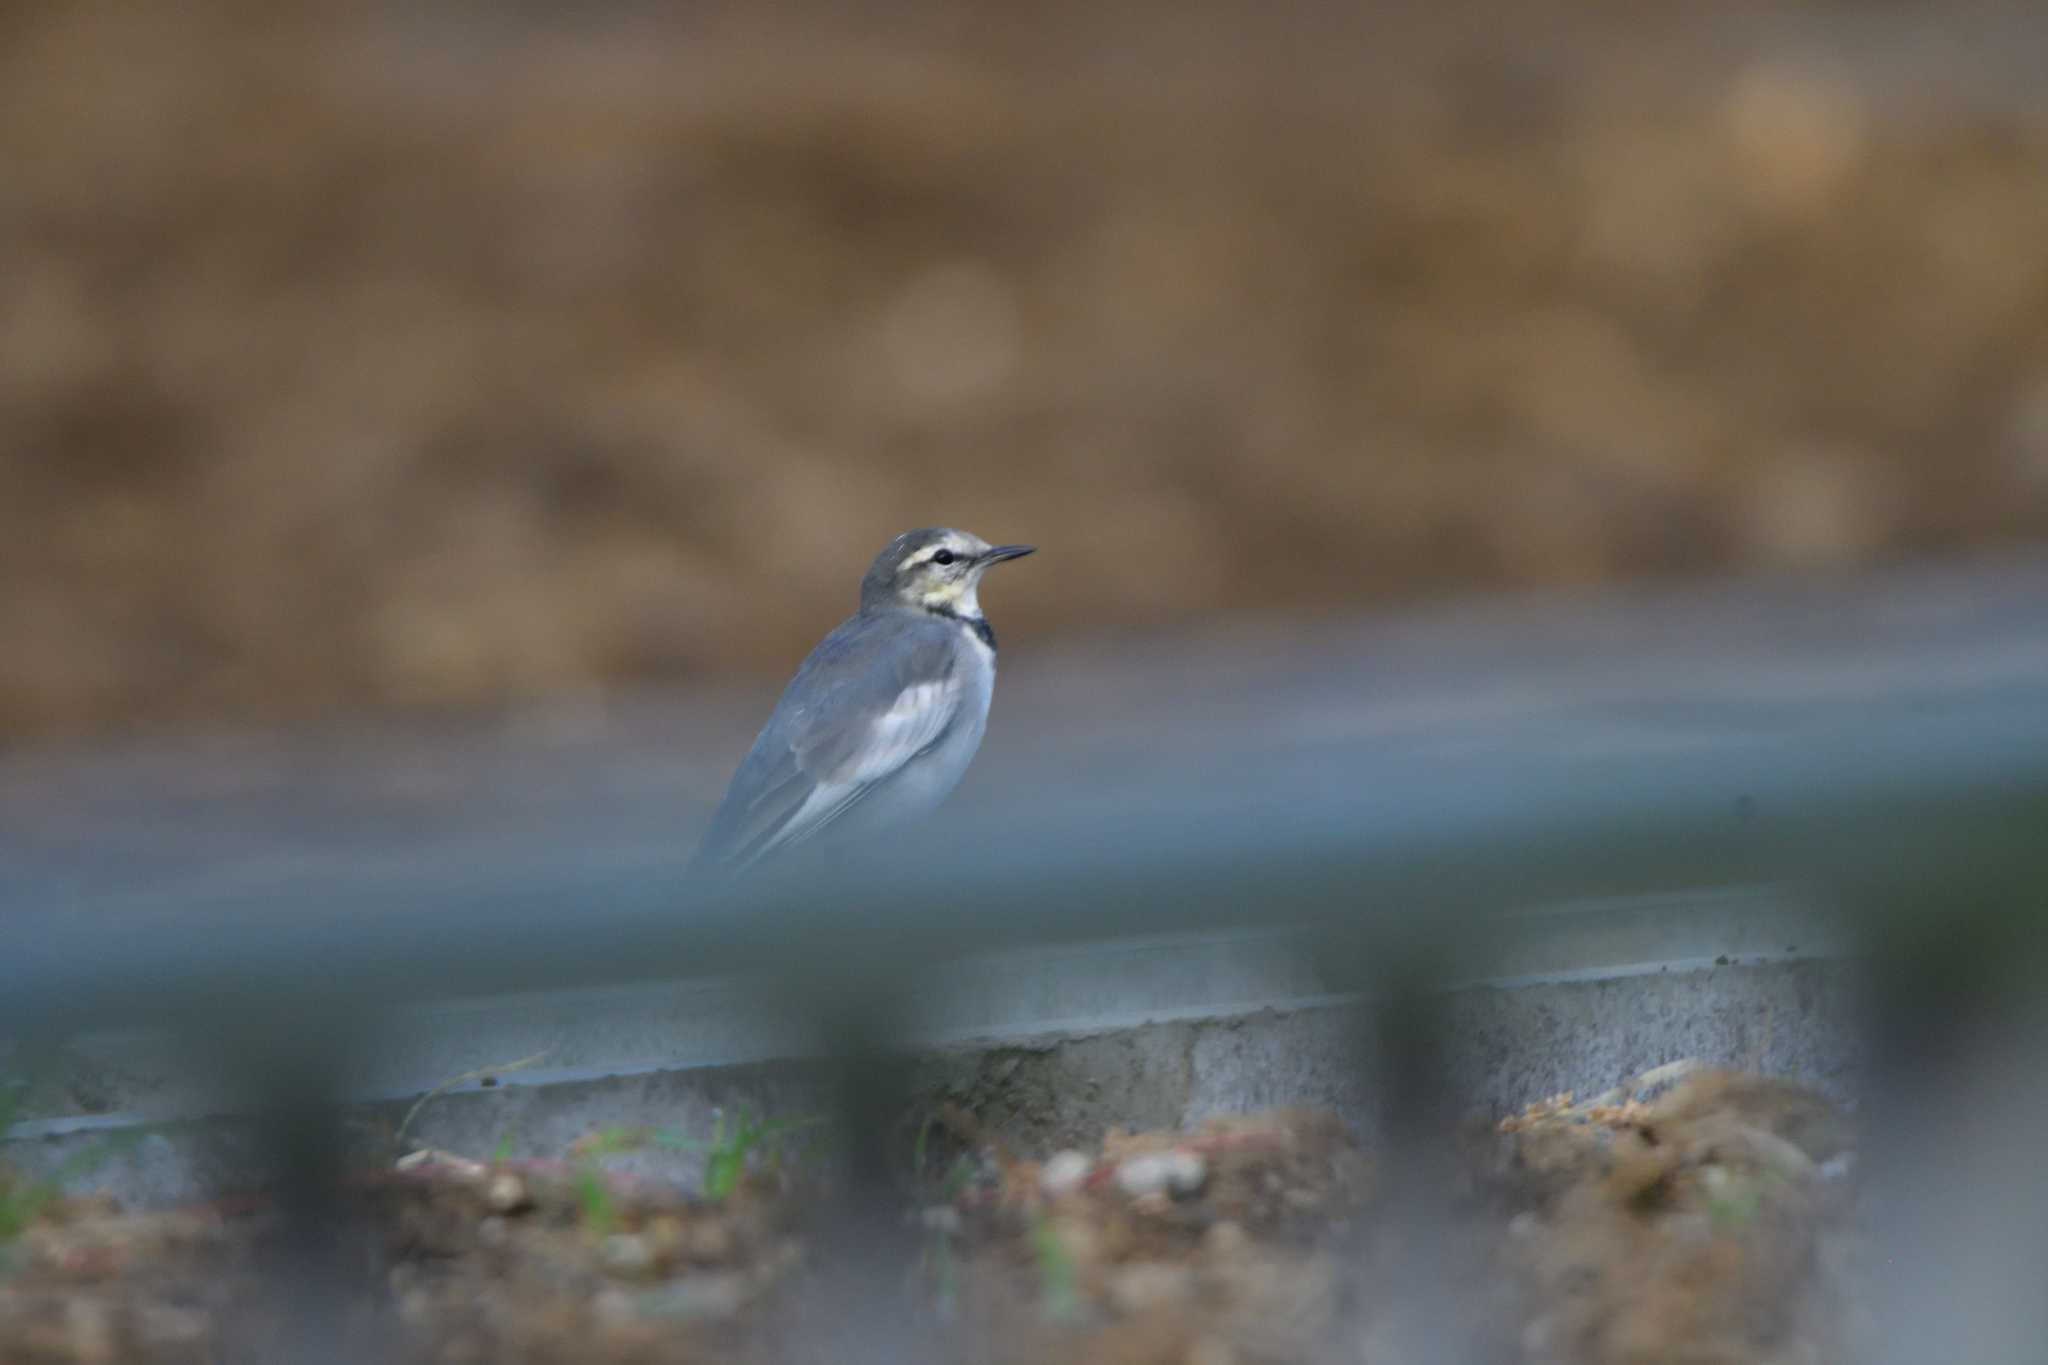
1028, 1214, 1082, 1322
572, 1163, 617, 1237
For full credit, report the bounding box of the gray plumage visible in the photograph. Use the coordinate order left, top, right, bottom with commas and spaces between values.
692, 528, 1033, 874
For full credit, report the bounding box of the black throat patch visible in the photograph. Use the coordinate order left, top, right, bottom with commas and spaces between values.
931, 606, 996, 651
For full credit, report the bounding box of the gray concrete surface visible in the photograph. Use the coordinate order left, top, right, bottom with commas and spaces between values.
5, 885, 1844, 1133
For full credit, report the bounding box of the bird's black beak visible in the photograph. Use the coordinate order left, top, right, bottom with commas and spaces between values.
981, 544, 1036, 564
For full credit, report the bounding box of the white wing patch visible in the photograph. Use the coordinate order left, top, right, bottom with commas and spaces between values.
756, 675, 963, 859
835, 680, 958, 785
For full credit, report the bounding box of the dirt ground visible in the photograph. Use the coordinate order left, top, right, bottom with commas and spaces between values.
0, 1064, 1864, 1363
5, 0, 2048, 744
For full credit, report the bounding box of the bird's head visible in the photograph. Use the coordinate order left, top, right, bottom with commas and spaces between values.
860, 527, 1034, 617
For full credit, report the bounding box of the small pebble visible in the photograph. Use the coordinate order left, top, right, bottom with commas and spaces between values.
1115, 1149, 1207, 1199
394, 1148, 488, 1181
485, 1172, 529, 1213
1164, 1150, 1207, 1194
476, 1215, 509, 1248
1040, 1150, 1094, 1198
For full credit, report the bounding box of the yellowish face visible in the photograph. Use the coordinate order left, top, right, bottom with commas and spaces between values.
895, 531, 993, 612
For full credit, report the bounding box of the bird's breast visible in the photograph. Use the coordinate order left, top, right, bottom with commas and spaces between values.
900, 625, 996, 798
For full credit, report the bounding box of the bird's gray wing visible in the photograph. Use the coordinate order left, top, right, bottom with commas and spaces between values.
692, 615, 966, 873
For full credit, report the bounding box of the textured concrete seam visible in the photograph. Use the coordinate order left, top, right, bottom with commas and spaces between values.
1, 950, 1844, 1145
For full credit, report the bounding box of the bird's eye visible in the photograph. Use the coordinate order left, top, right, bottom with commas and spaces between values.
931, 549, 956, 566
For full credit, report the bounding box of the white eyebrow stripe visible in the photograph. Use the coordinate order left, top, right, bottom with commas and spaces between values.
908, 544, 964, 568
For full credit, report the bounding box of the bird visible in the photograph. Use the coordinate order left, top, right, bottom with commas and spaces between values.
690, 528, 1035, 875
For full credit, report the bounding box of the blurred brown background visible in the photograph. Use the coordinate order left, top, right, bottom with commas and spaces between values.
4, 0, 2046, 746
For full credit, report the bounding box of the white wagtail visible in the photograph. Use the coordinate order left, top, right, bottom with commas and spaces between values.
691, 528, 1035, 875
